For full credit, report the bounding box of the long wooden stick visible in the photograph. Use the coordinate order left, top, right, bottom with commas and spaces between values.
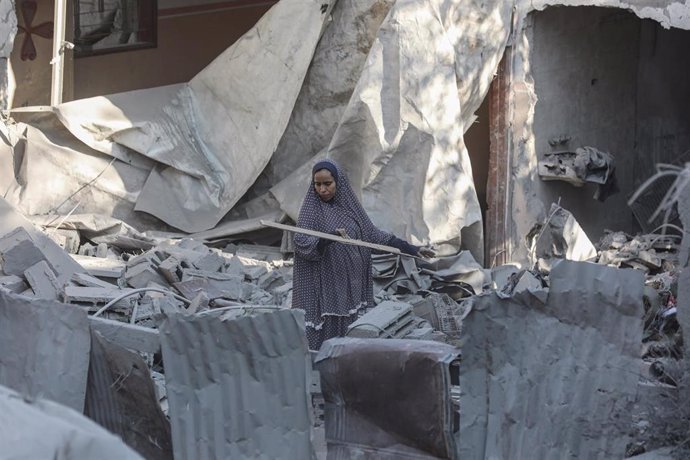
260, 220, 419, 259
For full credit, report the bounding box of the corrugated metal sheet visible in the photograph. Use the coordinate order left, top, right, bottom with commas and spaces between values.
85, 330, 173, 460
315, 338, 461, 459
0, 384, 143, 459
0, 289, 91, 412
459, 260, 644, 459
159, 308, 313, 460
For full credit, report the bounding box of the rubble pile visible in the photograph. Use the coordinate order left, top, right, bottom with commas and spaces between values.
595, 231, 683, 379
0, 226, 294, 323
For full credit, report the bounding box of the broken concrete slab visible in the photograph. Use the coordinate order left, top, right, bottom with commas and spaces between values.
158, 256, 182, 284
192, 251, 225, 273
0, 274, 27, 293
85, 330, 172, 460
29, 214, 157, 251
46, 228, 81, 254
63, 286, 134, 306
72, 272, 119, 289
459, 260, 643, 459
0, 230, 49, 275
0, 289, 91, 412
159, 308, 313, 459
179, 269, 244, 300
88, 317, 160, 355
0, 199, 84, 286
0, 384, 144, 460
125, 262, 168, 289
24, 260, 61, 300
71, 254, 125, 279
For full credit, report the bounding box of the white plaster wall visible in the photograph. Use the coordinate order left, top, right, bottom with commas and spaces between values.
0, 0, 18, 110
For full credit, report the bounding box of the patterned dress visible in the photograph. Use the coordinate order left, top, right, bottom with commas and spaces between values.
292, 160, 394, 351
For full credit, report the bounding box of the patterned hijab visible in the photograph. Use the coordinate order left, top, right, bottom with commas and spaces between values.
298, 159, 383, 239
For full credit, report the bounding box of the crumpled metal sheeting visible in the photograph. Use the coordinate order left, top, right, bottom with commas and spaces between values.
0, 289, 91, 412
0, 384, 144, 460
143, 1, 332, 232
159, 309, 313, 460
373, 251, 488, 299
273, 0, 512, 258
315, 338, 461, 459
2, 118, 157, 232
50, 0, 336, 233
459, 260, 644, 459
256, 0, 396, 193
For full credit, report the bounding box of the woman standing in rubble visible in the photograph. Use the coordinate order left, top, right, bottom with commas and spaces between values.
293, 159, 431, 351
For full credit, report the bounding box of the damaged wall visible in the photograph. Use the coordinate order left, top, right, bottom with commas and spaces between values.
505, 0, 690, 264
530, 6, 640, 236
0, 0, 17, 110
8, 0, 62, 108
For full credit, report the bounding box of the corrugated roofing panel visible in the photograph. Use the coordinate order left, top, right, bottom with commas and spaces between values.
0, 289, 90, 412
159, 308, 313, 460
460, 260, 644, 459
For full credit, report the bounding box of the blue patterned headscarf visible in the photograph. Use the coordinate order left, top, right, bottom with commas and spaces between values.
292, 159, 393, 350
312, 160, 339, 183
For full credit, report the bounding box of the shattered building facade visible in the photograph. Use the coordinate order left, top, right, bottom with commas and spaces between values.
1, 0, 690, 458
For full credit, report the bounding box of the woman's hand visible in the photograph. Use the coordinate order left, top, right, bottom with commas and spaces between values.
335, 228, 351, 239
418, 246, 436, 258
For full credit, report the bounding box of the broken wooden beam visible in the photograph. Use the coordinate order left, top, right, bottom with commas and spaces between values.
259, 220, 418, 258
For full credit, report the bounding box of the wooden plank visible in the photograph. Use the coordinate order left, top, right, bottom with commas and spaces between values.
89, 316, 160, 354
260, 220, 420, 259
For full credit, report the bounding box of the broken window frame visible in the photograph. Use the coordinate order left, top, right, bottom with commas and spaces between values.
73, 0, 157, 58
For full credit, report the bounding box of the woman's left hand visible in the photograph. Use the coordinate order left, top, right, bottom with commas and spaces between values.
418, 246, 436, 258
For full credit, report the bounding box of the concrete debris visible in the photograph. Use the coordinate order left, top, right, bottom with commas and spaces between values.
0, 274, 27, 293
0, 197, 85, 287
0, 384, 144, 460
4, 0, 690, 456
23, 260, 61, 300
538, 146, 619, 201
71, 253, 126, 279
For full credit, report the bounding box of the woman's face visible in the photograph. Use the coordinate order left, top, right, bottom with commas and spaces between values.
313, 169, 336, 202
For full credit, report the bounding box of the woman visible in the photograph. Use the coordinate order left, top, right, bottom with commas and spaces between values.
292, 159, 431, 351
